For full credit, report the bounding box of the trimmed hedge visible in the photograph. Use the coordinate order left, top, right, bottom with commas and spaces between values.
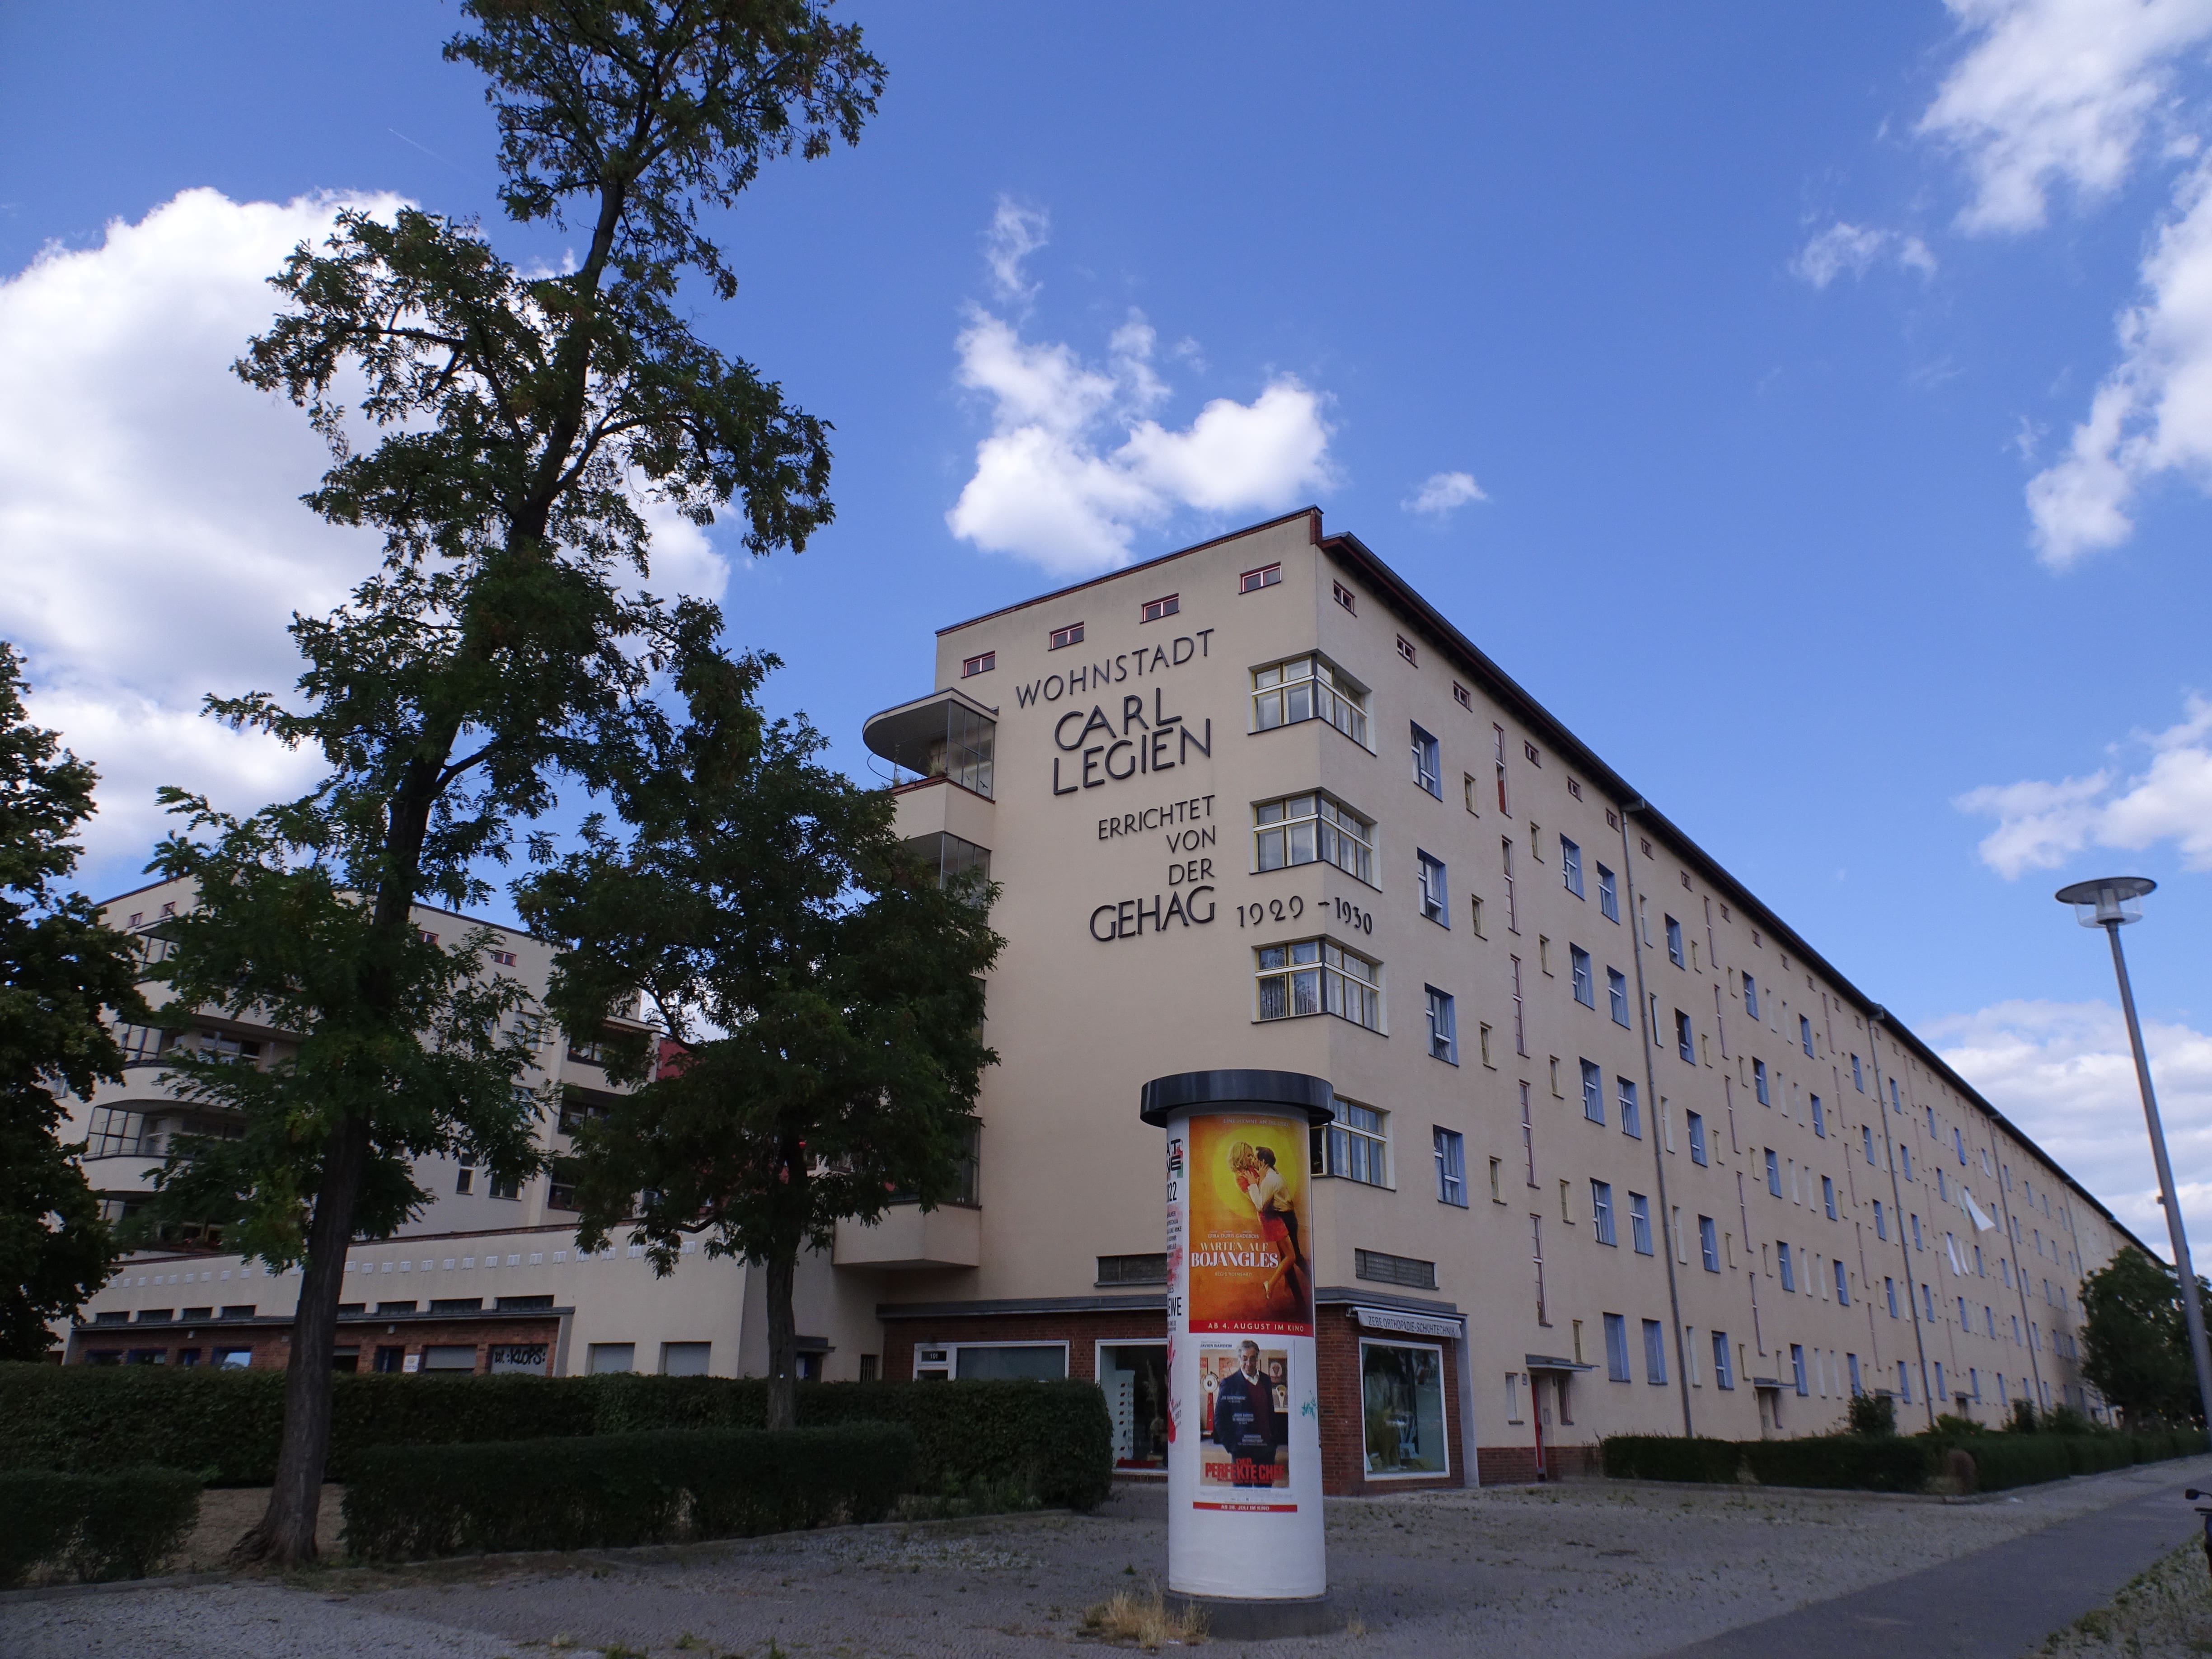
0, 1365, 1113, 1511
1743, 1435, 1932, 1491
1605, 1427, 2210, 1494
0, 1468, 201, 1586
341, 1424, 915, 1561
1600, 1435, 1745, 1484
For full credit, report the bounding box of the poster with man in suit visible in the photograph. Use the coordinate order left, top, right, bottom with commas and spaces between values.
1200, 1339, 1288, 1489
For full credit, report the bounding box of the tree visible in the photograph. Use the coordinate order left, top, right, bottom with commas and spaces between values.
516, 656, 1002, 1430
137, 0, 883, 1564
0, 644, 146, 1358
2080, 1246, 2208, 1427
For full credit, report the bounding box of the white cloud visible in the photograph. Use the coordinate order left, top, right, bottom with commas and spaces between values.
0, 187, 734, 881
2025, 160, 2212, 562
1401, 471, 1488, 517
944, 294, 1334, 575
982, 195, 1050, 307
1931, 997, 2212, 1251
1918, 0, 2212, 235
1791, 221, 1939, 288
1956, 694, 2212, 874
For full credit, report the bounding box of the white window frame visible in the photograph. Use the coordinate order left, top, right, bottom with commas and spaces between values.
1357, 1336, 1452, 1480
1411, 723, 1442, 797
1251, 654, 1372, 749
1320, 1097, 1391, 1187
1416, 850, 1448, 923
1255, 938, 1382, 1031
1094, 1338, 1168, 1477
1425, 986, 1457, 1063
1255, 792, 1376, 885
1433, 1127, 1467, 1207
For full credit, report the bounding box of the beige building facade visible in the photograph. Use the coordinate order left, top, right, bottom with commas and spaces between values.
63, 509, 2132, 1493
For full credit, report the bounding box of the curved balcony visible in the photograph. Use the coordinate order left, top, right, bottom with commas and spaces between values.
862, 689, 996, 801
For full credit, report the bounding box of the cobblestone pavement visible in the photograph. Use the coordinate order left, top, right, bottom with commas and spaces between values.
9, 1458, 2211, 1658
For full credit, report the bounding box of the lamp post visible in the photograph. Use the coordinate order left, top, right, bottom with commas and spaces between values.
2055, 876, 2212, 1433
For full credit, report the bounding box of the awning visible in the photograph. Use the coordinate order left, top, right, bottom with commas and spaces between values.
1352, 1305, 1464, 1340
1523, 1353, 1595, 1373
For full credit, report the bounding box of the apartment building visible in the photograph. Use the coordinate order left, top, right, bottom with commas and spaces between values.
62, 508, 2130, 1493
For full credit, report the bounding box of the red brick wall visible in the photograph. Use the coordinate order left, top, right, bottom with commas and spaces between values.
1476, 1442, 1598, 1484
882, 1308, 1167, 1382
1318, 1308, 1466, 1495
72, 1317, 559, 1374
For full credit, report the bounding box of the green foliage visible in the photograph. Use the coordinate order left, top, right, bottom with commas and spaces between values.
0, 1366, 1112, 1509
1600, 1435, 1745, 1483
1847, 1392, 1897, 1436
0, 1467, 201, 1586
342, 1424, 913, 1561
1931, 1412, 1984, 1437
2081, 1247, 2207, 1427
515, 679, 1003, 1427
0, 643, 145, 1356
1741, 1435, 1936, 1491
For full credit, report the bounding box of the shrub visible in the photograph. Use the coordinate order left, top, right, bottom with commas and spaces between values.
342, 1424, 915, 1561
1741, 1435, 1934, 1492
1951, 1435, 2072, 1492
1601, 1435, 1743, 1484
0, 1468, 201, 1586
0, 1365, 1112, 1510
1848, 1393, 1897, 1436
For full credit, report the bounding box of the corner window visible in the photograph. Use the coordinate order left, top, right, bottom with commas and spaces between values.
1433, 1128, 1467, 1206
1139, 594, 1179, 623
1598, 865, 1617, 922
1359, 1340, 1449, 1477
1255, 939, 1381, 1030
1411, 724, 1442, 797
1417, 851, 1449, 923
1425, 987, 1457, 1063
1239, 563, 1281, 593
1252, 655, 1370, 748
1048, 622, 1084, 651
1255, 793, 1375, 883
1318, 1098, 1389, 1186
1561, 836, 1583, 897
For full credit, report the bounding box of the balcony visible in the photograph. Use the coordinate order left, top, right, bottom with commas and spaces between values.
833, 1203, 982, 1271
862, 689, 996, 801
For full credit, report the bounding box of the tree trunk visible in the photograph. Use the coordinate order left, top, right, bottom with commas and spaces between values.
764, 1250, 797, 1432
232, 1110, 372, 1565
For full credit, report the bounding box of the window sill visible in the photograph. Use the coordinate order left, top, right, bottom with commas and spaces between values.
1251, 860, 1381, 894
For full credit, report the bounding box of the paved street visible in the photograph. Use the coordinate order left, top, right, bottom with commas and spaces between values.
8, 1458, 2209, 1658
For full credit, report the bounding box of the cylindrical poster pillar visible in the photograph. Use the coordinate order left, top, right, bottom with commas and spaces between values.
1143, 1069, 1335, 1607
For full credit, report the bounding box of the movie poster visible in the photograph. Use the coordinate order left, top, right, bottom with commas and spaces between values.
1197, 1340, 1291, 1493
1184, 1113, 1313, 1338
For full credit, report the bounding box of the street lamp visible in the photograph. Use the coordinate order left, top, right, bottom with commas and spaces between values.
2055, 875, 2212, 1434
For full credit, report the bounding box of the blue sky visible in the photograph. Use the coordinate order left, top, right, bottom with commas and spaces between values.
4, 2, 2211, 1244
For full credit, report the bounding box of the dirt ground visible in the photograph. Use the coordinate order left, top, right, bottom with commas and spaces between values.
177, 1487, 346, 1571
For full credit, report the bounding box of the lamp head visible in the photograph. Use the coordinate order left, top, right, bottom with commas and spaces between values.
2055, 876, 2155, 928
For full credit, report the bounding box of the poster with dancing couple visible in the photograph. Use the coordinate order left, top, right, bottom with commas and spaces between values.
1183, 1113, 1313, 1339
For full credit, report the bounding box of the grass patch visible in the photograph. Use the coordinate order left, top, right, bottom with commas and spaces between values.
2041, 1542, 2212, 1655
1082, 1585, 1208, 1649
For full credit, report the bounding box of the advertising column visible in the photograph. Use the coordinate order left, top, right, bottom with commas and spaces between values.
1143, 1069, 1335, 1610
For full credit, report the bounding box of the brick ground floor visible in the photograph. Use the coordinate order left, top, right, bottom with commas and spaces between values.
66, 1308, 569, 1375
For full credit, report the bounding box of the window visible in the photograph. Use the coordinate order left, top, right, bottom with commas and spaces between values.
1570, 946, 1594, 1008
1643, 1319, 1668, 1385
1097, 1254, 1168, 1285
1687, 1111, 1708, 1166
1524, 740, 1542, 765
1255, 940, 1381, 1030
1520, 1082, 1536, 1187
1873, 1199, 1887, 1239
1252, 655, 1370, 747
1699, 1215, 1720, 1271
1742, 973, 1759, 1018
1604, 1313, 1631, 1382
1395, 634, 1417, 665
1580, 1060, 1604, 1124
1861, 1125, 1875, 1166
1320, 1099, 1390, 1186
490, 1172, 520, 1200
1753, 1058, 1770, 1106
1886, 1277, 1898, 1317
1790, 1343, 1808, 1397
1425, 987, 1457, 1063
547, 1158, 581, 1211
1333, 579, 1357, 612
1591, 1180, 1616, 1245
1561, 836, 1583, 896
1489, 1157, 1503, 1201
1834, 1260, 1850, 1305
1851, 1054, 1864, 1091
1140, 594, 1179, 623
1607, 969, 1630, 1027
1453, 681, 1472, 711
1617, 1078, 1641, 1139
1494, 724, 1510, 813
1901, 1144, 1913, 1181
1354, 1248, 1435, 1289
1255, 793, 1375, 882
1048, 622, 1084, 650
1593, 863, 1618, 922
1240, 563, 1281, 593
85, 1107, 148, 1159
1933, 1360, 1946, 1398
1630, 1193, 1653, 1255
1512, 957, 1528, 1054
1472, 897, 1486, 938
1765, 1148, 1781, 1196
1417, 851, 1449, 922
1666, 916, 1684, 967
1676, 1010, 1694, 1062
1811, 1095, 1826, 1137
1778, 1242, 1796, 1292
1360, 1340, 1449, 1476
1912, 1212, 1923, 1249
1801, 1015, 1814, 1058
1434, 1128, 1467, 1206
1411, 724, 1442, 797
1712, 1331, 1734, 1389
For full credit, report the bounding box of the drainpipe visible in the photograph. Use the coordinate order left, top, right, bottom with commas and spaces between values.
1866, 1012, 1936, 1430
1618, 801, 1694, 1437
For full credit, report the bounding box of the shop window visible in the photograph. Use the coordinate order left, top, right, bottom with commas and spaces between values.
1099, 1341, 1169, 1471
1254, 793, 1374, 883
1360, 1340, 1449, 1477
1251, 655, 1370, 748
